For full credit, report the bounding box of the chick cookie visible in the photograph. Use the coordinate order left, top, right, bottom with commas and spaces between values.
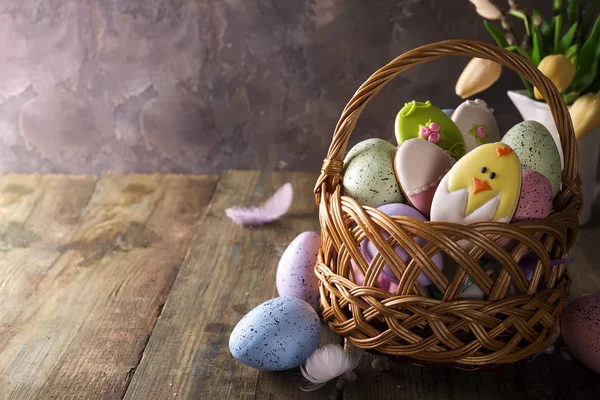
430, 143, 521, 225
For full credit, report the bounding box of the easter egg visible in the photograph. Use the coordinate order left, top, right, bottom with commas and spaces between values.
342, 138, 404, 207
513, 170, 553, 221
350, 261, 399, 293
276, 231, 321, 310
501, 120, 561, 197
229, 297, 321, 371
442, 109, 454, 117
451, 99, 500, 153
395, 100, 466, 160
394, 138, 455, 217
431, 143, 521, 225
561, 294, 600, 374
360, 203, 444, 286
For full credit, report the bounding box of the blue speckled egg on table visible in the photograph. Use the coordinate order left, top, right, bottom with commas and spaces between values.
342, 138, 404, 207
276, 231, 321, 311
229, 296, 321, 371
501, 120, 562, 197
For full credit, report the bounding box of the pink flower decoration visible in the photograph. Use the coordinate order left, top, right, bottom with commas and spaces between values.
476, 126, 487, 138
419, 126, 431, 138
428, 132, 441, 144
429, 122, 440, 132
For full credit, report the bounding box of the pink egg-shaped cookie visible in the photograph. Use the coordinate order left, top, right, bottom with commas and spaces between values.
394, 138, 455, 217
513, 169, 553, 221
561, 294, 600, 374
360, 203, 444, 286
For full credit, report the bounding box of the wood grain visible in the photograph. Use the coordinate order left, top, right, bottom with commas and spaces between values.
0, 174, 217, 399
124, 170, 339, 400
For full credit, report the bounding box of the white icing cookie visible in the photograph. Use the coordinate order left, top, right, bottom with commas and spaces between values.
393, 138, 455, 217
451, 99, 500, 153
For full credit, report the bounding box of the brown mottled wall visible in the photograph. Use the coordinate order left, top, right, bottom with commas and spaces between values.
0, 0, 550, 173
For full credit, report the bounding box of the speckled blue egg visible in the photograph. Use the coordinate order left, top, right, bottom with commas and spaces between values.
276, 231, 321, 311
501, 120, 561, 197
342, 138, 404, 207
442, 109, 455, 117
229, 297, 321, 371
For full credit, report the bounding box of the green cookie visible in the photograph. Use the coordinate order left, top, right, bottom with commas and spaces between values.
395, 100, 466, 160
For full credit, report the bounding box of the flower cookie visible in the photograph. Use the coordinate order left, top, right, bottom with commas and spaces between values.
451, 99, 500, 153
395, 100, 466, 160
394, 138, 455, 217
430, 143, 521, 225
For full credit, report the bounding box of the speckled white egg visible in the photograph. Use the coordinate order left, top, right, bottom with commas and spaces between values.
501, 120, 562, 197
276, 231, 321, 311
343, 138, 404, 207
229, 297, 321, 371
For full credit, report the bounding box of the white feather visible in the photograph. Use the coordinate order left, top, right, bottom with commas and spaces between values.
225, 183, 293, 226
299, 344, 361, 391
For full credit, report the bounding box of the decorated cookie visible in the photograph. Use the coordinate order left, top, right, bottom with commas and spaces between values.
342, 138, 404, 207
451, 99, 500, 153
394, 139, 455, 217
395, 100, 466, 160
501, 120, 561, 197
513, 169, 553, 221
430, 143, 521, 225
360, 203, 444, 287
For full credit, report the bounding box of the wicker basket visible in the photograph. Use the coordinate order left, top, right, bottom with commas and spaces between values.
313, 40, 582, 366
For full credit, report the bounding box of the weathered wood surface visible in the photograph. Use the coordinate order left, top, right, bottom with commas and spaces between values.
124, 170, 341, 400
0, 174, 217, 399
0, 171, 599, 399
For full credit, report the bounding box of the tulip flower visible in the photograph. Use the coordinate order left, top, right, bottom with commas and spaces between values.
569, 93, 600, 140
534, 54, 576, 100
455, 58, 502, 99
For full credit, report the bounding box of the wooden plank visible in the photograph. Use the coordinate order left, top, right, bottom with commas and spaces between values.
0, 175, 46, 226
124, 170, 337, 400
343, 341, 562, 399
0, 174, 217, 399
544, 349, 600, 399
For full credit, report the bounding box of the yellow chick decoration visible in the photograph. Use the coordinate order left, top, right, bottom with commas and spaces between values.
430, 143, 521, 225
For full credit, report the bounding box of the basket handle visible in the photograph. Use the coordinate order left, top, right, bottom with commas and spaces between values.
314, 40, 580, 205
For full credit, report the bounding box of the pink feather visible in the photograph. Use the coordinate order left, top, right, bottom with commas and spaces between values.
225, 183, 293, 226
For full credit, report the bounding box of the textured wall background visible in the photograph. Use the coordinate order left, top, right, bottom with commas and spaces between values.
0, 0, 551, 174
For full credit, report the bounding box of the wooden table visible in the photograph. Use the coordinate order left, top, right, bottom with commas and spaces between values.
0, 171, 599, 399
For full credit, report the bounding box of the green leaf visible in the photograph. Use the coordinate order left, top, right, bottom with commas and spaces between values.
484, 21, 508, 48
553, 15, 563, 52
567, 0, 580, 26
562, 91, 580, 105
531, 25, 544, 65
570, 17, 600, 93
509, 10, 531, 36
553, 0, 564, 14
533, 9, 554, 55
565, 43, 579, 62
559, 22, 578, 53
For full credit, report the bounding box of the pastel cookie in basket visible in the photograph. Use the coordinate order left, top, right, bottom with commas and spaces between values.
430, 143, 521, 225
342, 138, 404, 207
451, 99, 500, 152
395, 100, 466, 160
359, 203, 444, 287
501, 120, 561, 198
394, 138, 455, 217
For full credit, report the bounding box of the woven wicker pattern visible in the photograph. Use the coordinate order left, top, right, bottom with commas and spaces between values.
314, 40, 582, 365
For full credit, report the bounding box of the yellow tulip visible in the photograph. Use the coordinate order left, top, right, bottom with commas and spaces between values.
534, 55, 576, 100
455, 58, 502, 99
569, 93, 600, 140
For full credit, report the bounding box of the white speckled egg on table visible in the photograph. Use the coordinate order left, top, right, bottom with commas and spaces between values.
501, 120, 562, 197
561, 294, 600, 374
276, 231, 321, 311
342, 138, 404, 207
513, 169, 553, 221
451, 99, 500, 152
229, 297, 321, 371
